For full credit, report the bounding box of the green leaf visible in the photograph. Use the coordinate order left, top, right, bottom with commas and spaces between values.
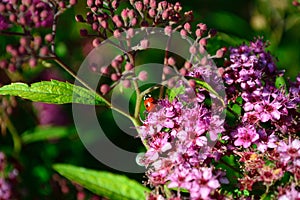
21, 126, 76, 144
53, 164, 149, 200
0, 80, 106, 105
275, 76, 286, 89
167, 85, 186, 102
231, 104, 242, 115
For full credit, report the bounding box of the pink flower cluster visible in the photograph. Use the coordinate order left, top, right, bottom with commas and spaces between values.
140, 38, 300, 199
139, 98, 226, 199
0, 152, 19, 200
0, 0, 76, 70
0, 0, 54, 29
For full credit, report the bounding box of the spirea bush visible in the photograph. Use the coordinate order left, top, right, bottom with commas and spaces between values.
0, 0, 299, 199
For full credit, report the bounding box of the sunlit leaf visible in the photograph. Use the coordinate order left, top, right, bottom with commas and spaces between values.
21, 126, 76, 144
0, 80, 106, 105
53, 164, 149, 200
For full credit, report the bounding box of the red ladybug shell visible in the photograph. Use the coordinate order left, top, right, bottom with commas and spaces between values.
144, 94, 156, 112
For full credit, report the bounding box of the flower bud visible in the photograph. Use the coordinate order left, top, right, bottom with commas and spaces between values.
112, 15, 123, 28
138, 71, 148, 81
100, 84, 110, 94
150, 0, 156, 8
140, 39, 150, 49
128, 9, 135, 18
0, 60, 8, 69
216, 47, 227, 58
111, 73, 120, 81
163, 66, 172, 74
57, 1, 66, 8
100, 66, 109, 74
148, 8, 156, 18
130, 17, 138, 26
87, 0, 94, 7
189, 45, 197, 55
9, 14, 17, 23
162, 10, 169, 20
80, 29, 88, 36
92, 38, 101, 47
209, 29, 217, 38
174, 2, 182, 12
197, 23, 207, 31
184, 61, 192, 69
199, 45, 206, 54
100, 20, 108, 29
179, 68, 187, 76
167, 57, 176, 66
8, 63, 16, 72
112, 0, 119, 9
195, 29, 202, 38
126, 28, 134, 39
34, 36, 42, 47
45, 34, 53, 43
29, 57, 37, 67
75, 15, 85, 22
135, 1, 143, 11
164, 26, 172, 36
125, 62, 133, 71
199, 38, 207, 46
122, 79, 131, 88
180, 29, 187, 38
39, 46, 49, 56
189, 80, 196, 88
113, 30, 121, 38
69, 0, 77, 6
18, 46, 26, 55
0, 4, 6, 12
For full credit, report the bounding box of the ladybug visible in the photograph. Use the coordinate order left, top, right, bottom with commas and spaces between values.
143, 94, 156, 112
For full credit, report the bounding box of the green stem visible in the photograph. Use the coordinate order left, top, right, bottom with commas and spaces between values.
0, 31, 28, 36
5, 114, 21, 155
52, 56, 134, 121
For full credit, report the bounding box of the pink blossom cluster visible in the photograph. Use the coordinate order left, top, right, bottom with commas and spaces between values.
0, 0, 76, 70
75, 0, 225, 95
140, 38, 300, 199
0, 0, 54, 29
0, 152, 19, 200
139, 98, 226, 199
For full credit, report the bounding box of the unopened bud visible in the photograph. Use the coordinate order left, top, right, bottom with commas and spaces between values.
75, 15, 85, 22
100, 84, 110, 94
69, 0, 77, 6
29, 57, 37, 67
140, 39, 150, 49
92, 38, 101, 47
122, 79, 131, 88
167, 57, 176, 66
125, 63, 133, 71
80, 29, 88, 36
138, 71, 148, 81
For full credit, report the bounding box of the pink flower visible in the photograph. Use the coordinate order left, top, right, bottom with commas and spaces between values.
189, 168, 221, 199
277, 139, 300, 165
233, 125, 259, 148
